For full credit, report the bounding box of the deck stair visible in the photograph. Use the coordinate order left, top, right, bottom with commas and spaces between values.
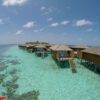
69, 59, 77, 73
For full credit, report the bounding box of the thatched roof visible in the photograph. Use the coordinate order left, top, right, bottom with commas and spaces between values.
24, 44, 35, 48
56, 45, 71, 51
70, 44, 88, 49
50, 44, 72, 51
19, 43, 35, 47
41, 43, 51, 47
50, 44, 59, 50
82, 46, 100, 56
35, 44, 46, 48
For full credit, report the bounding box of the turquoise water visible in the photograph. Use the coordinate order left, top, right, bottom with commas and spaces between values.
0, 45, 100, 100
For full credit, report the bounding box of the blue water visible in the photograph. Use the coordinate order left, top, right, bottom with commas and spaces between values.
0, 45, 100, 100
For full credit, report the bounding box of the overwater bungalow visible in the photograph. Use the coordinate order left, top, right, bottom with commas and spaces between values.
25, 44, 35, 52
50, 44, 59, 56
34, 44, 47, 57
70, 44, 88, 58
19, 44, 35, 52
19, 44, 27, 49
50, 44, 76, 71
80, 46, 100, 68
19, 44, 29, 49
50, 44, 74, 61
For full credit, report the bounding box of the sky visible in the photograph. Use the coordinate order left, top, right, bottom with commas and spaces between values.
0, 0, 100, 45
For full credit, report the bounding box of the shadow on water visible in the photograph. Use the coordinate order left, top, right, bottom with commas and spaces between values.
35, 52, 48, 58
53, 57, 70, 68
81, 61, 100, 75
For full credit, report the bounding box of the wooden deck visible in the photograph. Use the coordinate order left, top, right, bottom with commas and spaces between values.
57, 57, 73, 61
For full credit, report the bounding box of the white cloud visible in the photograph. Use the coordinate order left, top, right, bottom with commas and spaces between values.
50, 20, 70, 27
61, 20, 70, 25
33, 30, 39, 33
40, 6, 46, 11
39, 28, 45, 32
42, 11, 49, 15
33, 28, 45, 33
75, 19, 92, 27
41, 6, 54, 16
47, 18, 53, 22
2, 0, 27, 6
48, 8, 53, 13
15, 30, 23, 35
0, 18, 4, 24
23, 21, 35, 28
86, 28, 93, 32
51, 22, 59, 27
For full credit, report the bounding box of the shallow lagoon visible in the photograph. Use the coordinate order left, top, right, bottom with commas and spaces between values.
0, 45, 100, 100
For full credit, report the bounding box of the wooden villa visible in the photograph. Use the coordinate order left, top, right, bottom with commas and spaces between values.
25, 44, 35, 52
19, 44, 27, 49
50, 44, 74, 61
34, 44, 47, 57
50, 44, 76, 72
19, 44, 35, 52
70, 44, 88, 58
80, 46, 100, 67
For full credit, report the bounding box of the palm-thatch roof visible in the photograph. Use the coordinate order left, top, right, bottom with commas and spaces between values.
50, 44, 72, 51
70, 44, 88, 49
50, 44, 59, 50
82, 46, 100, 56
34, 44, 46, 48
41, 43, 51, 47
19, 43, 35, 47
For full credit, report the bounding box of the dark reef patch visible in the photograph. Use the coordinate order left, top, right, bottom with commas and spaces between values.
0, 63, 8, 71
6, 59, 21, 65
9, 68, 17, 75
14, 90, 40, 100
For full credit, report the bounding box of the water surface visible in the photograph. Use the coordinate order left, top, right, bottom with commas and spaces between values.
0, 45, 100, 100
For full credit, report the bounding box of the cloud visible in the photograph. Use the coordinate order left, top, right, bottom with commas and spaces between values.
48, 8, 53, 13
75, 19, 92, 27
50, 22, 59, 27
39, 28, 45, 32
33, 30, 39, 33
47, 18, 53, 22
61, 20, 70, 25
86, 28, 93, 32
33, 28, 45, 33
50, 20, 70, 27
41, 6, 53, 16
40, 6, 46, 11
0, 18, 4, 24
2, 0, 27, 6
15, 30, 23, 35
23, 21, 35, 28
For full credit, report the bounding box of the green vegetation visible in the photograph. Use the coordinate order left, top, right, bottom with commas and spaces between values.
25, 41, 49, 45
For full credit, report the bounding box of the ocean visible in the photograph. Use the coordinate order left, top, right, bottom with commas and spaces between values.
0, 45, 100, 100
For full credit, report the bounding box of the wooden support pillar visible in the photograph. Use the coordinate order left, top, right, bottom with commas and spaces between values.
58, 60, 60, 68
